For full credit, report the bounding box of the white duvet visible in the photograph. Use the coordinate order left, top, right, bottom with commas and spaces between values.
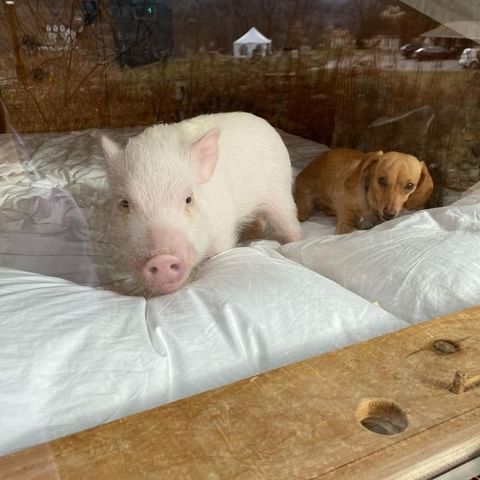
0, 128, 479, 456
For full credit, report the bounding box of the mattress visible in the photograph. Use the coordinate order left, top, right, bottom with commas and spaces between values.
1, 127, 479, 456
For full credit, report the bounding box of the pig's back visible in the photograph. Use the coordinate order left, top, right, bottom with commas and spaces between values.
181, 112, 292, 201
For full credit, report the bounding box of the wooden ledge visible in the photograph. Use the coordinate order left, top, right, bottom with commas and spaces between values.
2, 306, 480, 479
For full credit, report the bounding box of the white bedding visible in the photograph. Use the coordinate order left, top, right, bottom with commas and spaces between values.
0, 127, 479, 456
280, 201, 480, 323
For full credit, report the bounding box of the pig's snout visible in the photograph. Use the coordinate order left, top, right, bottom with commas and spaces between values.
140, 226, 197, 295
142, 254, 187, 294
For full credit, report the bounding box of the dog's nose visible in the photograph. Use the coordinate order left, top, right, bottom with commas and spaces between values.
382, 209, 396, 220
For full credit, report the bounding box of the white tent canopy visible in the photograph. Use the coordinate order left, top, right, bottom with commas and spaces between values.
233, 27, 272, 58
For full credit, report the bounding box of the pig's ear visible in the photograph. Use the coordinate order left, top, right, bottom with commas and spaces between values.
101, 136, 122, 167
191, 128, 220, 184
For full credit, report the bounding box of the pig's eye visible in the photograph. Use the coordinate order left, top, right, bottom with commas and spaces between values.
185, 196, 193, 204
120, 199, 130, 210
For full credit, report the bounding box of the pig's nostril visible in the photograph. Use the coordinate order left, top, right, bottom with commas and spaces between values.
146, 262, 180, 275
142, 255, 185, 288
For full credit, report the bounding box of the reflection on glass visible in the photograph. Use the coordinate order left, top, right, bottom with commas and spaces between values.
1, 0, 480, 462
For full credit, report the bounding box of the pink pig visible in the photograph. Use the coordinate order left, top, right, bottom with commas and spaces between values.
102, 112, 301, 295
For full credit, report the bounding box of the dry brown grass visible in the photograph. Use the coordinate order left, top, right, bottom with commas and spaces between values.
2, 48, 471, 138
2, 47, 478, 204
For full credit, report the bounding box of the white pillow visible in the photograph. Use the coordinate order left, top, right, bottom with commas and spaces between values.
0, 268, 166, 455
146, 246, 407, 402
279, 200, 480, 323
0, 248, 407, 455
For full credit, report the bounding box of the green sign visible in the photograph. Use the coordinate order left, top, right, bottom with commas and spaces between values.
134, 6, 155, 20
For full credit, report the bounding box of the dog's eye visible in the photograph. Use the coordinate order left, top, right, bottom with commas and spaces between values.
405, 182, 415, 191
185, 195, 193, 205
120, 199, 130, 210
378, 177, 388, 187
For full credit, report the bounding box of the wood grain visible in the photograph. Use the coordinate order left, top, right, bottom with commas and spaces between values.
2, 306, 480, 480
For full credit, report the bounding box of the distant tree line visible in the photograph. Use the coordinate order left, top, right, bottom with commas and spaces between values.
341, 0, 437, 46
173, 0, 438, 54
0, 0, 439, 64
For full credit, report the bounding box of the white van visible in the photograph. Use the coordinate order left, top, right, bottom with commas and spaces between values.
459, 47, 480, 68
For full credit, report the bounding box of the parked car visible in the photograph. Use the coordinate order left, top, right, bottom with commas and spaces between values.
413, 46, 458, 61
459, 47, 480, 69
400, 43, 423, 59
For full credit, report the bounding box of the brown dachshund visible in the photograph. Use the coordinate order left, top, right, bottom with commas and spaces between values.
294, 148, 434, 234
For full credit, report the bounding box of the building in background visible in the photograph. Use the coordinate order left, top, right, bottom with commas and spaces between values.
365, 34, 401, 50
325, 27, 354, 49
420, 21, 480, 51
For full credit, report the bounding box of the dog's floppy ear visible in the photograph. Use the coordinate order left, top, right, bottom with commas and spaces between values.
344, 150, 383, 190
404, 161, 434, 210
